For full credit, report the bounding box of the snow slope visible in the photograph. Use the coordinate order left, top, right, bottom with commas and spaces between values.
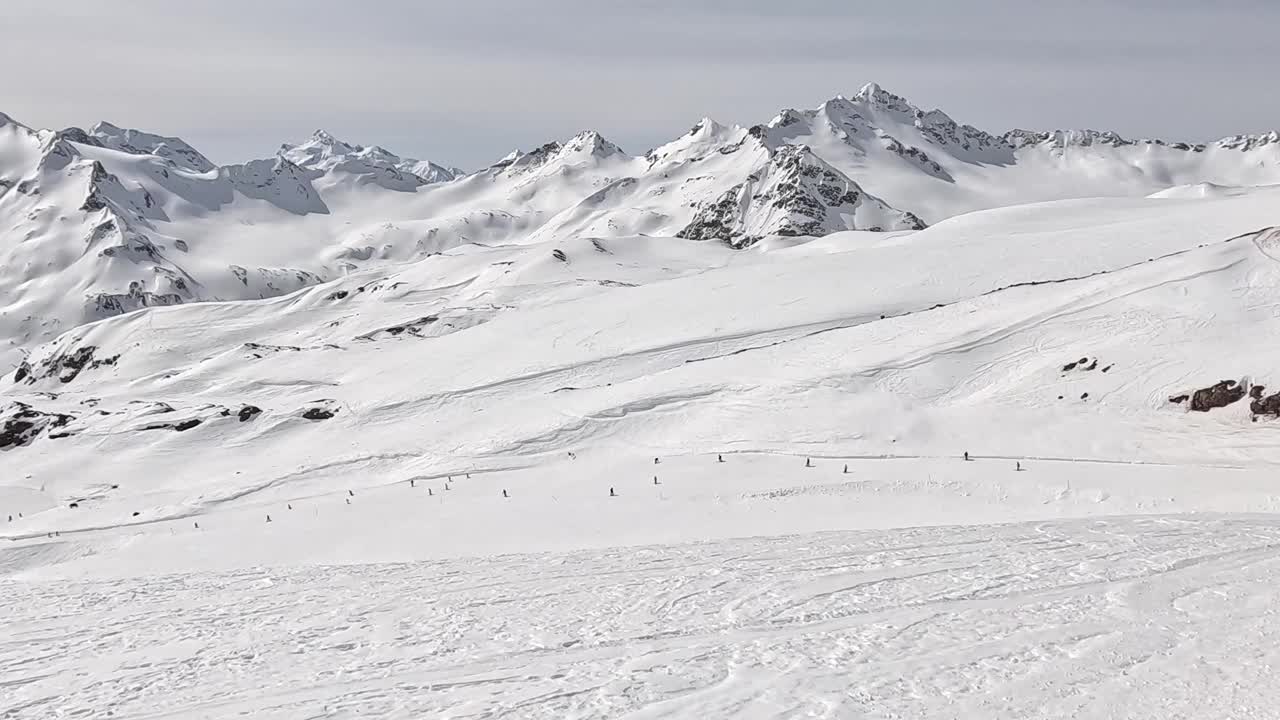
4, 89, 1280, 719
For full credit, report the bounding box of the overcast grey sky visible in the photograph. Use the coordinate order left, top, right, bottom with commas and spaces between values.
4, 0, 1278, 169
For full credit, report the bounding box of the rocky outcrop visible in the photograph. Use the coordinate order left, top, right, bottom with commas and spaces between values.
1189, 380, 1246, 412
1250, 385, 1280, 416
302, 407, 337, 421
0, 403, 73, 449
15, 346, 120, 385
679, 144, 925, 248
355, 316, 440, 341
1062, 356, 1101, 372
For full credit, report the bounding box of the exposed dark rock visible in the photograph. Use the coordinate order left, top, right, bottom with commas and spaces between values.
356, 316, 440, 341
327, 290, 349, 301
1062, 361, 1079, 371
174, 419, 202, 432
1189, 380, 1246, 412
1169, 394, 1189, 404
238, 405, 262, 422
17, 346, 122, 385
1080, 392, 1089, 400
552, 249, 568, 262
302, 407, 336, 420
1250, 388, 1280, 416
92, 281, 183, 318
243, 342, 302, 359
0, 403, 74, 450
678, 145, 924, 248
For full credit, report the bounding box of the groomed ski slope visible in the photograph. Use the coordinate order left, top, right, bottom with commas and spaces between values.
4, 187, 1280, 718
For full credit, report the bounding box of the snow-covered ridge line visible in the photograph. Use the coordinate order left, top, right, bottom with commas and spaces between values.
2, 82, 1279, 366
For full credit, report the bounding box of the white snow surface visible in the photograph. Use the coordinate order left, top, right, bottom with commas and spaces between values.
4, 87, 1280, 718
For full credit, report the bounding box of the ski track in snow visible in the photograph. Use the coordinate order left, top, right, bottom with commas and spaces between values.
3, 516, 1279, 719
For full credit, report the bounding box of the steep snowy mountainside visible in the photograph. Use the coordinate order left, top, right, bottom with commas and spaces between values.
0, 119, 333, 368
5, 188, 1280, 537
280, 130, 462, 191
679, 144, 925, 247
83, 121, 217, 173
751, 82, 1280, 222
2, 85, 1279, 371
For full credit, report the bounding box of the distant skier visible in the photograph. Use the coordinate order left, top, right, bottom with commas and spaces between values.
287, 504, 293, 510
345, 498, 351, 505
843, 464, 849, 474
654, 457, 660, 465
410, 478, 415, 488
502, 489, 509, 498
805, 458, 813, 468
428, 488, 433, 496
266, 515, 272, 523
1016, 461, 1022, 472
964, 451, 970, 461
610, 487, 617, 497
194, 522, 200, 529
718, 454, 724, 463
653, 476, 660, 485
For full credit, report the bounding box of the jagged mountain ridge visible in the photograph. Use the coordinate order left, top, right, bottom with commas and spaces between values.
2, 84, 1279, 368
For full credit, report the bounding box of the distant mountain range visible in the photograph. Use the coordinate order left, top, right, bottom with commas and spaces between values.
1, 83, 1278, 364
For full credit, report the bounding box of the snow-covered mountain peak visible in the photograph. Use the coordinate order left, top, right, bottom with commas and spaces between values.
560, 130, 625, 160
84, 121, 216, 173
279, 130, 460, 190
678, 142, 924, 247
688, 117, 725, 138
855, 81, 884, 99
1216, 131, 1280, 151
0, 110, 26, 130
852, 82, 917, 115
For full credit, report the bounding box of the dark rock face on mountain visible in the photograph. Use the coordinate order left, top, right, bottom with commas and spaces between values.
302, 406, 337, 420
1250, 385, 1280, 416
1189, 380, 1246, 412
15, 346, 120, 385
679, 145, 924, 248
0, 403, 73, 449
